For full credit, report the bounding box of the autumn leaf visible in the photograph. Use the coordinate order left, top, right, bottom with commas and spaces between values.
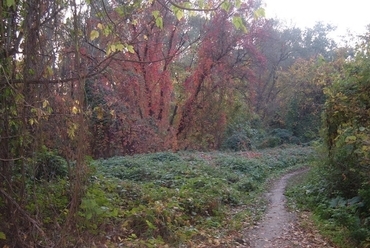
254, 7, 265, 19
175, 8, 184, 20
90, 30, 99, 41
72, 106, 79, 114
345, 135, 357, 143
94, 106, 104, 120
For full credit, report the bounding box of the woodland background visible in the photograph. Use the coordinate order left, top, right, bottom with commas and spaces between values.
0, 0, 369, 247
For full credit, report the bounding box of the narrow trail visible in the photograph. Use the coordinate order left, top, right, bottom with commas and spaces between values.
242, 168, 335, 248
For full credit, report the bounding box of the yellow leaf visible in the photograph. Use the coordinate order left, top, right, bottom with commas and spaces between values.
94, 106, 104, 120
72, 106, 79, 114
42, 99, 49, 108
175, 9, 184, 20
90, 30, 99, 41
345, 136, 357, 143
67, 123, 78, 139
97, 23, 103, 29
254, 7, 265, 19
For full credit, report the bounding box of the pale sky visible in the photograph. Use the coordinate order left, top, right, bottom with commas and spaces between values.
263, 0, 370, 41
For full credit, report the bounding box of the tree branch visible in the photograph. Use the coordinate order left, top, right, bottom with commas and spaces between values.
164, 0, 226, 12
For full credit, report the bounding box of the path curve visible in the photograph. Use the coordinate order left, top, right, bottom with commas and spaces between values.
243, 168, 335, 248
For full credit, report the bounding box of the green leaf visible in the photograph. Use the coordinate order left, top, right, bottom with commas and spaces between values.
184, 2, 192, 8
146, 220, 156, 229
221, 1, 231, 11
155, 16, 163, 29
175, 8, 184, 20
254, 7, 265, 19
0, 231, 6, 240
198, 0, 204, 8
115, 43, 124, 51
152, 10, 163, 29
46, 66, 53, 76
90, 30, 99, 41
127, 45, 135, 53
6, 0, 15, 7
152, 10, 160, 19
232, 16, 247, 32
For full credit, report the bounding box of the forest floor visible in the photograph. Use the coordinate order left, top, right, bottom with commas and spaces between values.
238, 168, 336, 248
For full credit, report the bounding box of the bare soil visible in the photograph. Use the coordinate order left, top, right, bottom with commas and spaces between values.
240, 168, 336, 248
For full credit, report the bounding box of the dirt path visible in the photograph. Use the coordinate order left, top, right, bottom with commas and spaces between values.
242, 168, 335, 248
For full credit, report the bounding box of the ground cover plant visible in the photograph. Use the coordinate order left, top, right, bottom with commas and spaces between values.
70, 146, 314, 246
0, 145, 314, 247
286, 162, 370, 248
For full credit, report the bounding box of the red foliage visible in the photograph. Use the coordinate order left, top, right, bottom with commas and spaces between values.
84, 0, 268, 156
175, 8, 268, 149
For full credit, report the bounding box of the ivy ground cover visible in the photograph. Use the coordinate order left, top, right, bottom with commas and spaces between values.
79, 146, 314, 247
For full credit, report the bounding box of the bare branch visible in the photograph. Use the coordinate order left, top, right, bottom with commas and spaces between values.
164, 0, 226, 12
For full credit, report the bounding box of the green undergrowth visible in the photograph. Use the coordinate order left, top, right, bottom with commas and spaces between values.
286, 163, 370, 248
80, 145, 314, 246
5, 146, 314, 247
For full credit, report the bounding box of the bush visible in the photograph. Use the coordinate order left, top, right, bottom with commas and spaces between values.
257, 129, 301, 148
257, 136, 281, 149
34, 148, 68, 181
222, 114, 265, 151
286, 164, 370, 247
223, 132, 252, 151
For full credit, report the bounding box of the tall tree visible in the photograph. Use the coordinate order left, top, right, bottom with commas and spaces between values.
0, 0, 91, 245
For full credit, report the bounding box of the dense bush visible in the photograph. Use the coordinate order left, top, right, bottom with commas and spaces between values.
33, 148, 68, 181
223, 132, 252, 151
321, 42, 370, 237
288, 39, 370, 247
286, 165, 370, 248
257, 128, 301, 149
222, 115, 265, 151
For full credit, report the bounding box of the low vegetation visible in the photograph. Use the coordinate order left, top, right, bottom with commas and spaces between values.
0, 145, 313, 247
286, 156, 370, 248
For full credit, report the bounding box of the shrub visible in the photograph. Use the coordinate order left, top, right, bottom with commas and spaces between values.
257, 129, 302, 148
33, 148, 68, 181
257, 136, 281, 149
223, 132, 252, 151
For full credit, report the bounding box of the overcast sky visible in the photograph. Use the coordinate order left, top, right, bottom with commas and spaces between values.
263, 0, 370, 41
